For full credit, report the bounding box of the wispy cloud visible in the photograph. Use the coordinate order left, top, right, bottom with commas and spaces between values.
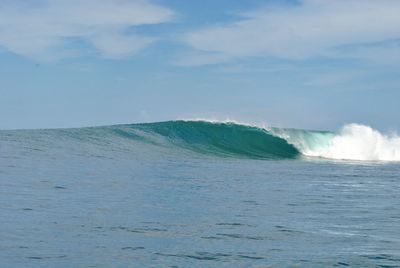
178, 0, 400, 65
0, 0, 173, 60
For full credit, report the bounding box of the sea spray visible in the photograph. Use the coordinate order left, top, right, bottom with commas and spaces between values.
297, 124, 400, 161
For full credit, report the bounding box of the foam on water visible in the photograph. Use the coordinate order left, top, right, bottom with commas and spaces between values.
294, 124, 400, 161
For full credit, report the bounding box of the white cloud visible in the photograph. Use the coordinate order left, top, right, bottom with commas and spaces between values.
0, 0, 173, 60
179, 0, 400, 65
90, 33, 155, 59
173, 51, 232, 67
331, 40, 400, 65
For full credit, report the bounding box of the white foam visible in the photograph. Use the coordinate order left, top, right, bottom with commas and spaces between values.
303, 124, 400, 161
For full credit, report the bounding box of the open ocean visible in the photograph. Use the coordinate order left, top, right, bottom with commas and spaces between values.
1, 120, 400, 267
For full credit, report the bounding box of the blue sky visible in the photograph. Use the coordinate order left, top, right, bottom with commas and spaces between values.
0, 0, 399, 130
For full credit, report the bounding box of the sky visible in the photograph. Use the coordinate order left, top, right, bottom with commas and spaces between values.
0, 0, 400, 131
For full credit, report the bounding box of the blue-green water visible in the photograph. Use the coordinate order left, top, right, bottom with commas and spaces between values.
1, 121, 400, 267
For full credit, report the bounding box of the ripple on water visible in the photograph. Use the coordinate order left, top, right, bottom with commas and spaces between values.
110, 226, 168, 234
154, 251, 266, 262
121, 246, 145, 251
26, 255, 67, 260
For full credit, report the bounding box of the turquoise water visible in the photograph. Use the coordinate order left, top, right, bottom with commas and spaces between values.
1, 121, 400, 267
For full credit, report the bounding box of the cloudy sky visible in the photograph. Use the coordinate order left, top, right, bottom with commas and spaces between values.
1, 0, 399, 130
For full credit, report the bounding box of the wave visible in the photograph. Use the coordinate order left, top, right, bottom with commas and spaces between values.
138, 120, 400, 161
4, 120, 399, 162
133, 121, 300, 159
129, 120, 400, 161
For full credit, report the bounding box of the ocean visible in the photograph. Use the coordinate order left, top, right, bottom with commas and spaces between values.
1, 120, 400, 267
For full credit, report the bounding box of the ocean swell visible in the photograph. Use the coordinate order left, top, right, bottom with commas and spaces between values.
2, 120, 399, 162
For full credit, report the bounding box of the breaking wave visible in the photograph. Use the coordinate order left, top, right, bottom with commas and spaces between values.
136, 121, 400, 161
3, 120, 399, 162
281, 123, 400, 161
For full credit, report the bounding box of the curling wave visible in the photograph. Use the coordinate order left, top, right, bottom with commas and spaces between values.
3, 120, 399, 162
135, 120, 400, 161
130, 120, 400, 161
134, 121, 300, 159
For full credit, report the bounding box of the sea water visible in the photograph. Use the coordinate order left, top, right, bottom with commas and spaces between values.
1, 121, 400, 267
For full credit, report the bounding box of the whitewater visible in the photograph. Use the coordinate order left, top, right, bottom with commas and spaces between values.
271, 123, 400, 162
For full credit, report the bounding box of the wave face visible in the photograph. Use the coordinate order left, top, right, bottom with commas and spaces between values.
134, 121, 300, 159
